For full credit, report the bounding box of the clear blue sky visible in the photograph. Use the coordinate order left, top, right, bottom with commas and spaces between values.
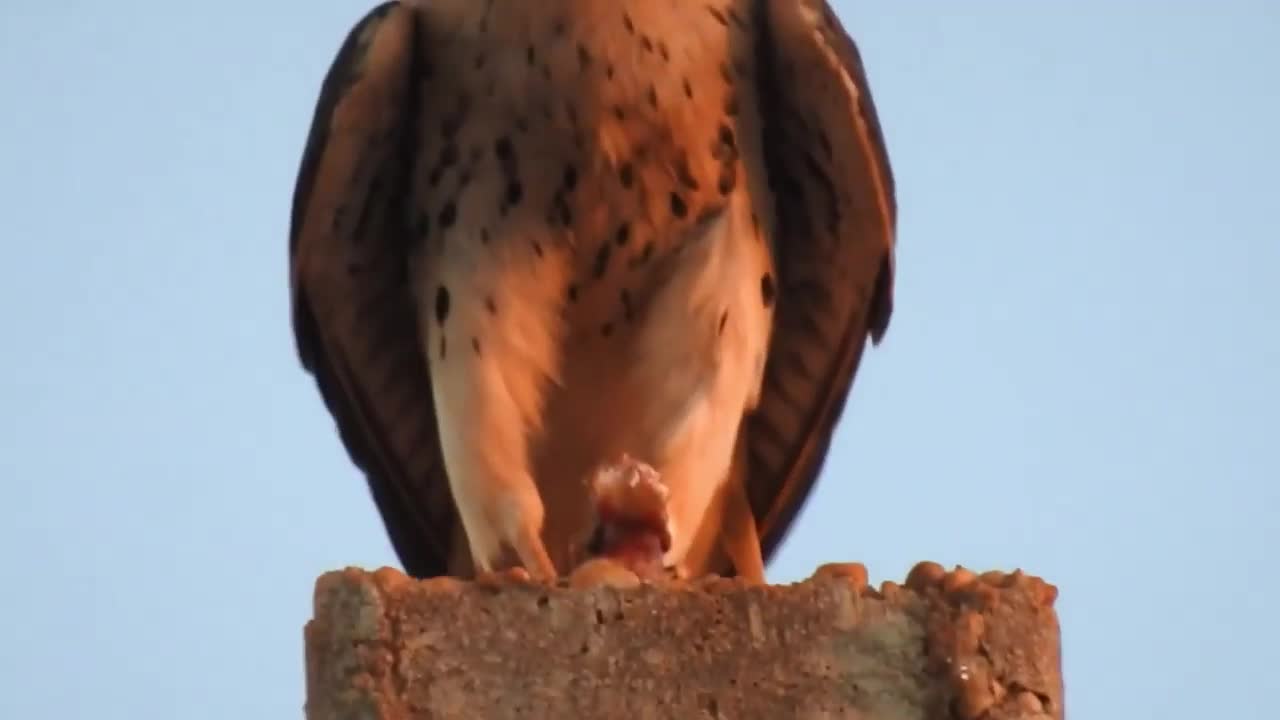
2, 2, 1276, 718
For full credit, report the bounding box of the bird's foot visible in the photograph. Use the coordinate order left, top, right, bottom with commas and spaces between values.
506, 518, 558, 582
475, 566, 536, 588
461, 483, 559, 583
581, 454, 673, 582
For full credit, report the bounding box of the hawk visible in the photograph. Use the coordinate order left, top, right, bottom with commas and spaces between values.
289, 0, 895, 583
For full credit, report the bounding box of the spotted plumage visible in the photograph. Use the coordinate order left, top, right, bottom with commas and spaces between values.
290, 0, 896, 582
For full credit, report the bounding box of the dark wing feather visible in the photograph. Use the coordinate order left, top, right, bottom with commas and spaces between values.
290, 2, 459, 578
748, 0, 897, 564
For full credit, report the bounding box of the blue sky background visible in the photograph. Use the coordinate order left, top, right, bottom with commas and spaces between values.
2, 1, 1276, 718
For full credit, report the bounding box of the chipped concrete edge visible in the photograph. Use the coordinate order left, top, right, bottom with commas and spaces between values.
306, 567, 408, 720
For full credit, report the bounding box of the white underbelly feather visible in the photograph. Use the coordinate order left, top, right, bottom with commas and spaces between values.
531, 201, 774, 569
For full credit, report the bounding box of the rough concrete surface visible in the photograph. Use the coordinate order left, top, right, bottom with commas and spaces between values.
304, 562, 1062, 720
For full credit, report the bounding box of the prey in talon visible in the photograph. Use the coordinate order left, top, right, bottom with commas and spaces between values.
581, 456, 673, 582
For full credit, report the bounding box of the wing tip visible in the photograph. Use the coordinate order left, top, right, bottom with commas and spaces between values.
867, 252, 894, 345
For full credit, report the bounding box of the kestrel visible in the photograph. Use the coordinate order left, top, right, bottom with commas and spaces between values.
289, 0, 895, 583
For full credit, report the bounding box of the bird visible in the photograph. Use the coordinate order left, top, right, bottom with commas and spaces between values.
288, 0, 895, 584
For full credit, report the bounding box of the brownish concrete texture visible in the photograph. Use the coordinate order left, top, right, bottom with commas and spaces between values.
304, 562, 1062, 720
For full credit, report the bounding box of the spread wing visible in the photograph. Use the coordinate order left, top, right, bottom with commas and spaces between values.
290, 2, 459, 578
747, 0, 898, 564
